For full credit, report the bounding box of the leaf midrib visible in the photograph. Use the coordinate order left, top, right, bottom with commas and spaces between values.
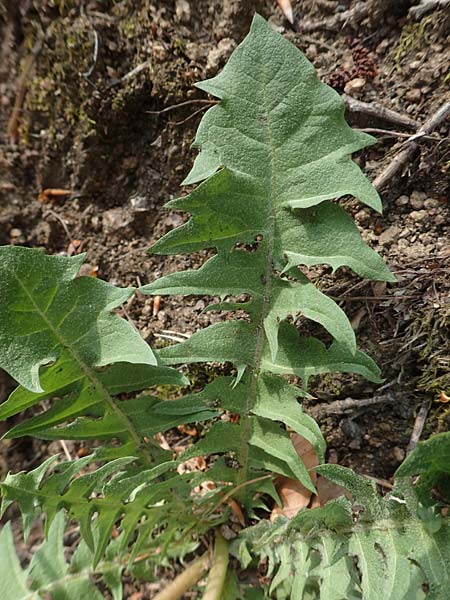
238, 68, 279, 486
13, 274, 155, 467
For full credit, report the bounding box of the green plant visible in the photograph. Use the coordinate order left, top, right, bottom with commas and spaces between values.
0, 15, 449, 599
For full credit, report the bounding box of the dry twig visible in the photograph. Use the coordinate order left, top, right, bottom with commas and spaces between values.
407, 402, 432, 454
7, 38, 43, 142
343, 94, 419, 130
373, 97, 450, 191
296, 3, 369, 33
309, 393, 395, 418
409, 0, 450, 19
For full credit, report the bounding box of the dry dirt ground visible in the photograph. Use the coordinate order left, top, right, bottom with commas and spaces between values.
0, 0, 449, 596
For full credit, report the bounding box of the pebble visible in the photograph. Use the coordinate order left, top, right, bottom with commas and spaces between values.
344, 77, 366, 95
9, 228, 22, 237
102, 208, 134, 233
395, 195, 409, 207
424, 197, 439, 209
408, 60, 422, 70
355, 209, 370, 225
184, 41, 206, 62
405, 88, 422, 104
399, 227, 411, 238
378, 225, 401, 246
376, 39, 390, 54
306, 44, 318, 59
409, 190, 426, 209
393, 446, 405, 462
175, 0, 191, 23
409, 209, 427, 222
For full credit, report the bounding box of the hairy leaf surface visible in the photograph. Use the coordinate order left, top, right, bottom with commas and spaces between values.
0, 513, 122, 599
0, 246, 156, 392
233, 469, 450, 599
141, 14, 392, 494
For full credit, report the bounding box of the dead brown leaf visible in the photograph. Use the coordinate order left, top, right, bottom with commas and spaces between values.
177, 424, 198, 436
38, 188, 73, 203
276, 0, 294, 23
152, 295, 162, 316
316, 473, 349, 505
438, 391, 450, 403
271, 434, 348, 520
227, 498, 246, 527
271, 434, 318, 520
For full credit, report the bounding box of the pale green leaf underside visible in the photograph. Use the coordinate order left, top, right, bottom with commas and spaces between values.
143, 249, 357, 359
234, 468, 450, 600
0, 246, 156, 392
157, 321, 382, 386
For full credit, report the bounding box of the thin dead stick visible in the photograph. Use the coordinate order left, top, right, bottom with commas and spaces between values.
373, 97, 450, 191
43, 209, 73, 243
121, 60, 151, 83
297, 3, 369, 33
59, 440, 72, 461
7, 38, 43, 142
407, 401, 431, 454
147, 99, 218, 115
330, 294, 421, 301
202, 531, 229, 600
362, 474, 393, 490
152, 553, 210, 600
357, 127, 439, 141
309, 394, 395, 418
170, 104, 211, 126
343, 94, 419, 130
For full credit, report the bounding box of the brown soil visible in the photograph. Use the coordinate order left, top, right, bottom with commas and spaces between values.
1, 0, 449, 596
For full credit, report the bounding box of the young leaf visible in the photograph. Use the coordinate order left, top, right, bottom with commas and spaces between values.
141, 14, 392, 495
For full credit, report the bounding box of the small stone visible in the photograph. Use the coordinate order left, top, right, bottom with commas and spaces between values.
78, 263, 98, 277
393, 446, 405, 462
9, 228, 22, 237
184, 42, 206, 62
344, 77, 366, 95
399, 227, 411, 238
376, 39, 389, 55
395, 195, 409, 206
355, 209, 370, 225
175, 0, 191, 22
405, 88, 422, 104
410, 191, 425, 209
424, 197, 439, 209
152, 42, 168, 62
102, 208, 134, 233
378, 225, 401, 246
307, 44, 318, 59
409, 60, 421, 70
220, 524, 237, 540
435, 214, 446, 226
409, 209, 427, 222
129, 194, 148, 211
